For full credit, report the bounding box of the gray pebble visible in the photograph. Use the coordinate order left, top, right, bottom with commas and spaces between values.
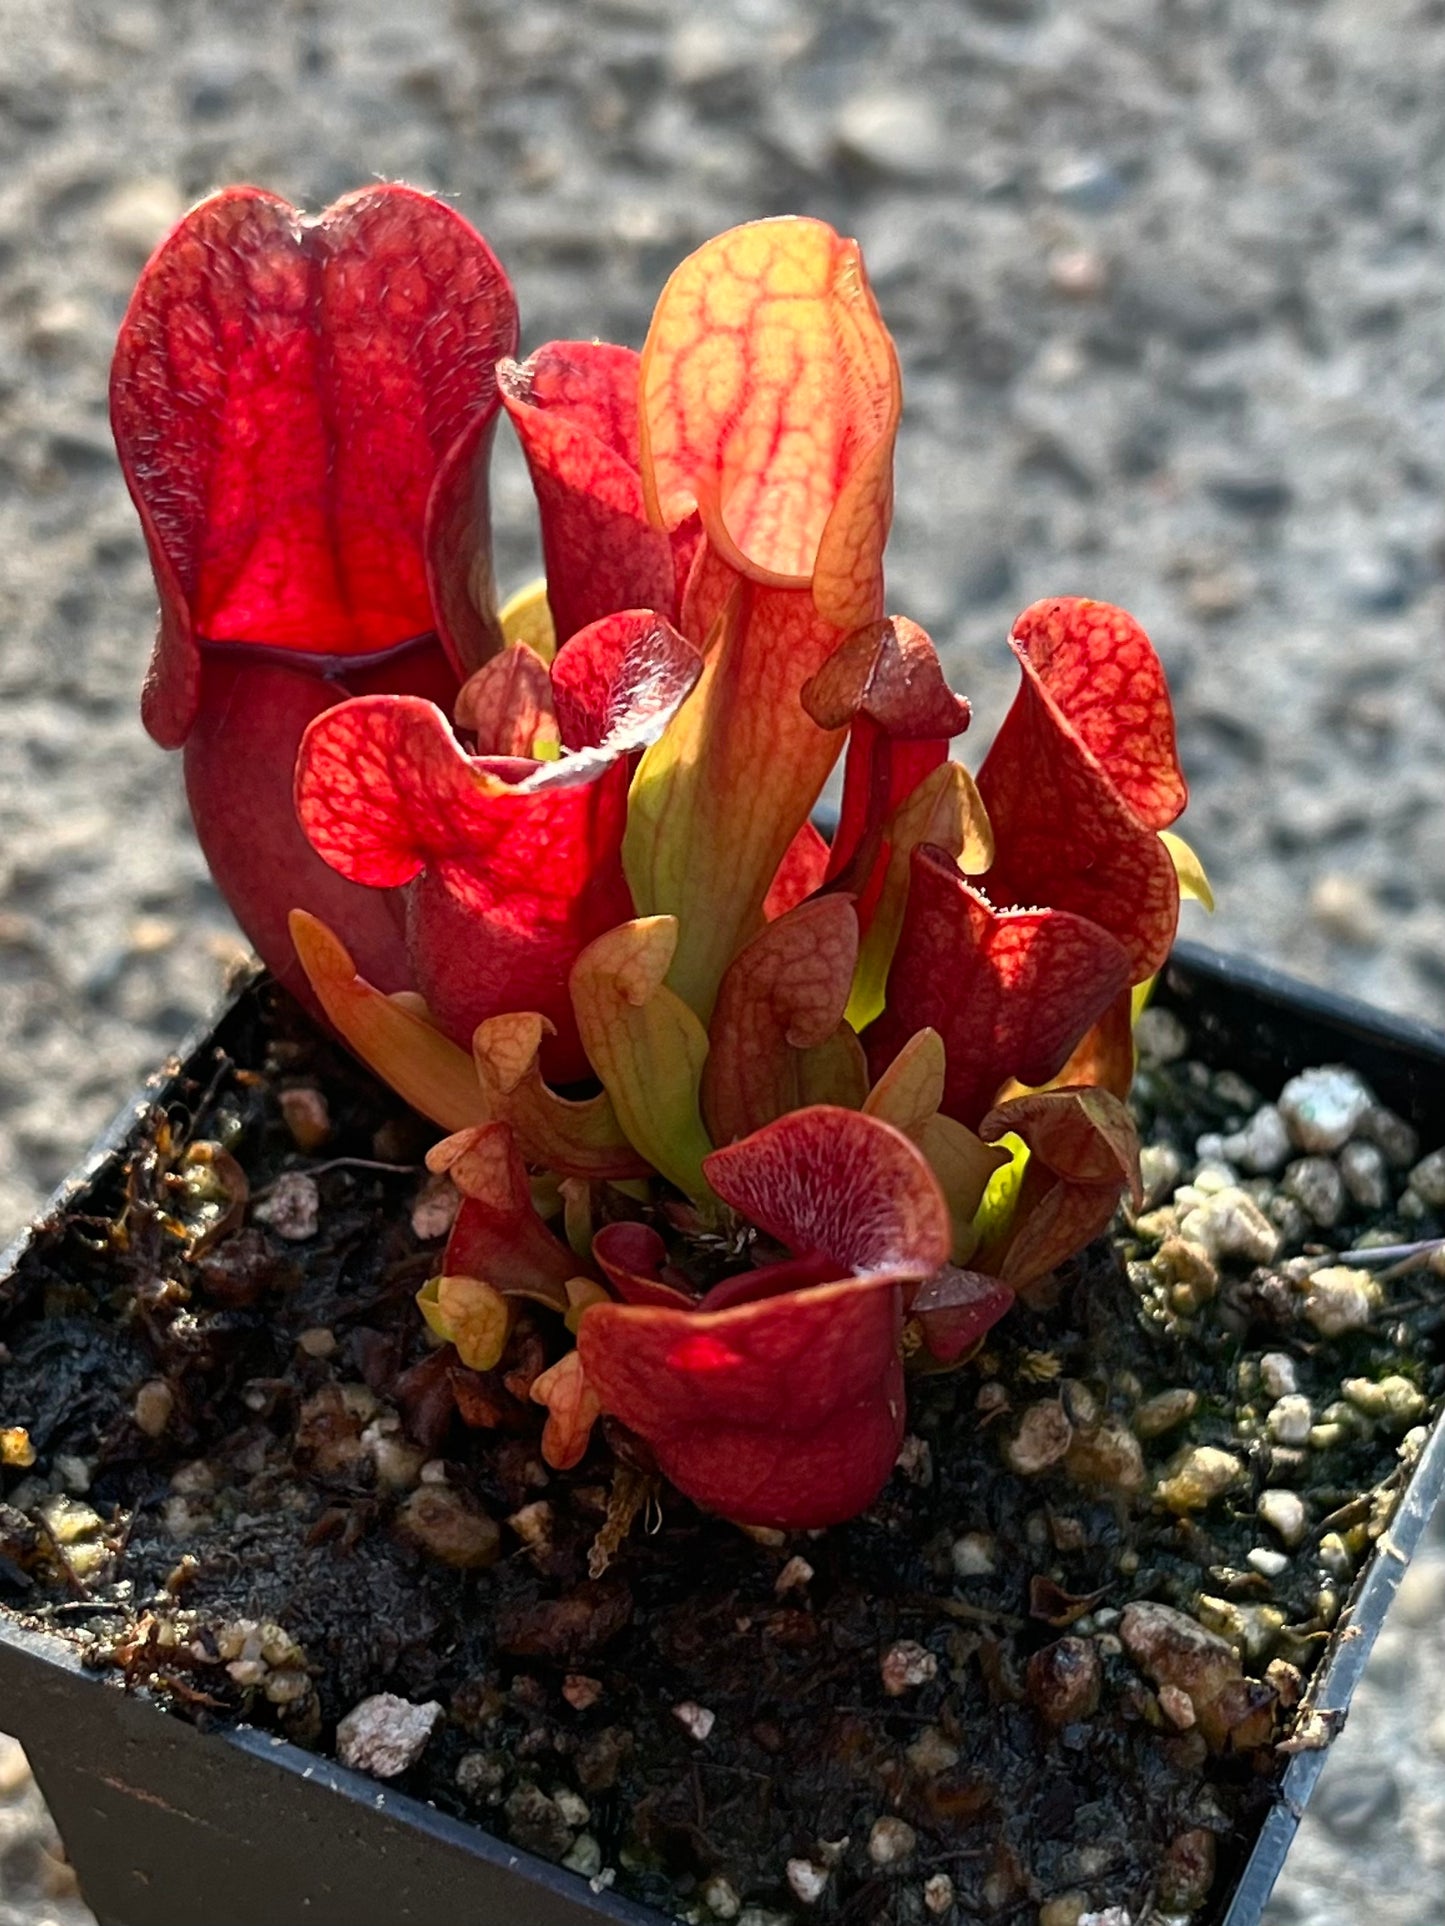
253, 1171, 320, 1240
1213, 1071, 1263, 1113
1267, 1395, 1314, 1446
952, 1531, 997, 1577
867, 1815, 918, 1867
1311, 872, 1382, 947
1192, 1159, 1240, 1191
1177, 1186, 1280, 1265
834, 91, 946, 177
505, 1782, 577, 1859
1338, 1140, 1390, 1212
1398, 1187, 1436, 1227
1138, 1142, 1184, 1209
1259, 1352, 1298, 1399
1258, 1488, 1308, 1547
1343, 550, 1418, 616
1357, 1626, 1414, 1693
1394, 1557, 1445, 1628
667, 20, 755, 91
183, 47, 257, 118
563, 1833, 604, 1878
100, 179, 186, 265
1310, 1762, 1400, 1843
456, 1750, 508, 1805
1407, 1148, 1445, 1210
1134, 1008, 1189, 1065
1221, 1103, 1292, 1175
1277, 1067, 1375, 1154
1207, 468, 1293, 517
336, 1694, 443, 1779
1047, 155, 1129, 211
1265, 1193, 1312, 1248
1283, 1156, 1345, 1229
1359, 1106, 1420, 1170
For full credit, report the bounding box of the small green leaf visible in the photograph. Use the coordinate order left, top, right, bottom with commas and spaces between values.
569, 918, 717, 1207
971, 1131, 1030, 1249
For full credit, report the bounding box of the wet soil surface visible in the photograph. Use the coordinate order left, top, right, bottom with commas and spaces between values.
3, 981, 1444, 1925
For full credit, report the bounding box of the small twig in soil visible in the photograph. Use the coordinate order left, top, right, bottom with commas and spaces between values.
251, 1157, 423, 1203
589, 1466, 656, 1578
305, 1156, 424, 1179
1332, 1237, 1445, 1270
162, 1673, 228, 1710
1316, 1494, 1372, 1535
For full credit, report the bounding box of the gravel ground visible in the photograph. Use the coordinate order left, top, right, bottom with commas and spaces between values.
2, 1, 1445, 1921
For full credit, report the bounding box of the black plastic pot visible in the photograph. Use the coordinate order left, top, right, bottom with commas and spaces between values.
3, 941, 1444, 1926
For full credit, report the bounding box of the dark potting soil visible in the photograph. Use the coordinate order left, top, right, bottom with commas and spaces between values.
2, 978, 1444, 1926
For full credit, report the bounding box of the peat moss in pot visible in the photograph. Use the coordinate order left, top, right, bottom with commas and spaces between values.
4, 959, 1445, 1926
2, 188, 1444, 1926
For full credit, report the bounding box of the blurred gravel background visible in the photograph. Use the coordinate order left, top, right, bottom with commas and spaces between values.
2, 1, 1444, 1922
